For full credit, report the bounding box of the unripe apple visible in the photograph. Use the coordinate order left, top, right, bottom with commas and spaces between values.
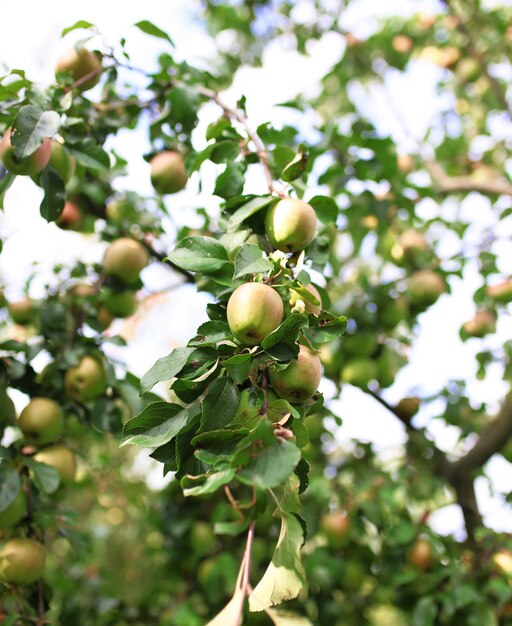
343, 332, 378, 357
0, 128, 51, 176
394, 396, 420, 420
97, 306, 114, 329
289, 283, 322, 316
269, 345, 322, 403
102, 289, 137, 318
391, 230, 428, 265
380, 297, 408, 328
105, 197, 134, 222
486, 280, 512, 304
103, 238, 149, 285
150, 151, 188, 195
319, 339, 343, 378
190, 521, 215, 556
265, 198, 317, 252
341, 560, 365, 592
0, 490, 28, 528
8, 299, 37, 325
341, 358, 378, 388
408, 538, 433, 570
234, 388, 278, 424
49, 141, 75, 183
376, 348, 403, 388
462, 310, 496, 338
0, 538, 45, 585
492, 548, 512, 576
227, 282, 283, 346
68, 283, 96, 299
408, 270, 446, 306
55, 46, 101, 91
64, 355, 108, 402
17, 397, 64, 445
33, 445, 77, 484
320, 512, 351, 549
56, 201, 83, 230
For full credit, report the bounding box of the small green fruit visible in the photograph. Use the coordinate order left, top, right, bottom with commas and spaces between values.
17, 397, 63, 445
265, 198, 317, 252
486, 280, 512, 303
343, 332, 378, 357
408, 270, 446, 306
103, 238, 149, 285
0, 538, 46, 585
150, 151, 188, 195
190, 522, 215, 556
0, 490, 28, 528
269, 345, 322, 403
319, 339, 343, 378
102, 290, 137, 318
409, 538, 433, 570
0, 128, 51, 176
55, 46, 101, 91
234, 388, 278, 424
49, 142, 75, 183
379, 297, 408, 328
64, 355, 107, 402
33, 445, 77, 484
341, 358, 377, 388
8, 299, 37, 325
227, 282, 283, 346
289, 283, 322, 315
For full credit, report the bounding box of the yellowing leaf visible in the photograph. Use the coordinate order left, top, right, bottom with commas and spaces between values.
266, 609, 314, 626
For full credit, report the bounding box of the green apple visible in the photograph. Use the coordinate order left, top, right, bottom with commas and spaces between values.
17, 397, 64, 445
408, 270, 446, 306
150, 151, 188, 195
269, 345, 322, 403
227, 282, 283, 346
190, 521, 215, 556
0, 538, 45, 585
394, 396, 420, 420
492, 548, 512, 576
341, 358, 377, 388
408, 538, 433, 570
321, 512, 351, 549
0, 490, 28, 528
379, 297, 408, 328
103, 238, 149, 284
49, 141, 75, 183
391, 230, 428, 265
56, 201, 83, 230
343, 332, 378, 357
8, 299, 37, 325
462, 310, 496, 338
289, 283, 322, 315
486, 280, 512, 304
341, 560, 365, 591
55, 46, 102, 91
0, 128, 51, 176
64, 355, 108, 402
265, 198, 317, 252
102, 289, 137, 318
376, 348, 403, 388
234, 388, 278, 424
33, 445, 77, 484
319, 339, 343, 378
68, 283, 96, 299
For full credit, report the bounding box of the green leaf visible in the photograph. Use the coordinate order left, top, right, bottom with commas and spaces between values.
182, 467, 235, 496
249, 509, 306, 611
140, 347, 194, 394
26, 459, 60, 494
40, 168, 66, 222
266, 610, 314, 626
0, 467, 20, 512
11, 106, 60, 159
121, 402, 197, 447
134, 20, 174, 47
189, 321, 232, 346
223, 353, 252, 385
261, 314, 308, 350
238, 439, 301, 490
411, 597, 437, 626
308, 195, 338, 223
233, 244, 273, 279
201, 378, 239, 431
66, 141, 110, 170
303, 314, 347, 345
168, 236, 231, 273
61, 20, 96, 36
227, 195, 273, 230
280, 145, 309, 182
214, 163, 245, 199
0, 170, 15, 210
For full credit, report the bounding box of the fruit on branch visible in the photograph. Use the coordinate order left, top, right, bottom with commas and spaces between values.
190, 521, 215, 556
492, 549, 512, 576
0, 490, 28, 528
68, 283, 96, 299
265, 198, 317, 252
341, 358, 377, 388
391, 230, 428, 265
319, 339, 343, 378
106, 197, 134, 222
396, 154, 415, 173
103, 238, 149, 284
34, 445, 77, 484
64, 355, 108, 402
97, 306, 115, 329
227, 282, 283, 346
320, 512, 351, 549
289, 283, 322, 316
55, 46, 102, 91
49, 141, 75, 183
0, 538, 46, 585
394, 396, 421, 420
462, 310, 496, 338
408, 538, 433, 570
7, 298, 37, 325
379, 296, 408, 329
234, 388, 278, 424
150, 151, 188, 195
102, 289, 137, 318
408, 270, 446, 306
376, 348, 403, 389
17, 397, 64, 445
486, 279, 512, 304
0, 128, 51, 176
56, 201, 83, 230
343, 332, 378, 357
269, 345, 322, 402
341, 560, 365, 591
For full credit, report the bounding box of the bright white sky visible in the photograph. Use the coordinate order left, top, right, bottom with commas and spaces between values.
0, 0, 511, 535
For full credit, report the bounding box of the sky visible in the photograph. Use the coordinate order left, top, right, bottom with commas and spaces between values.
0, 0, 510, 535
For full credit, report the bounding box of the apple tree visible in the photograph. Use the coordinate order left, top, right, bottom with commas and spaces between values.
0, 1, 512, 625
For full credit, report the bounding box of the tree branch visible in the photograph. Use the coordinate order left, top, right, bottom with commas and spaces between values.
426, 160, 512, 197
